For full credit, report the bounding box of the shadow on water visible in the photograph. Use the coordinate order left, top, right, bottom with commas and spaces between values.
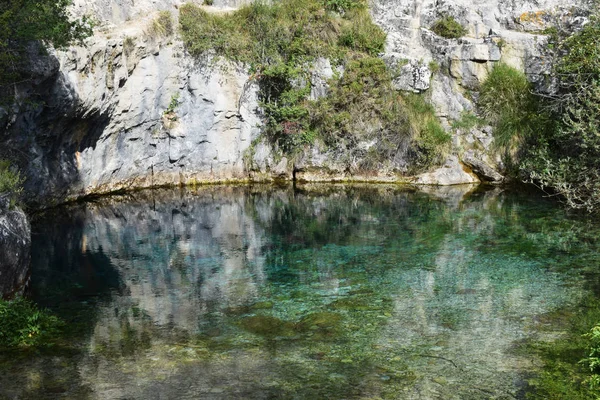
2, 184, 600, 399
0, 207, 124, 399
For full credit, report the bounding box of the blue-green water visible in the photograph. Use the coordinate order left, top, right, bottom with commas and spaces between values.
2, 184, 600, 399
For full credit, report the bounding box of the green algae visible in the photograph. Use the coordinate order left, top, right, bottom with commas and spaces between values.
250, 301, 275, 310
524, 296, 600, 399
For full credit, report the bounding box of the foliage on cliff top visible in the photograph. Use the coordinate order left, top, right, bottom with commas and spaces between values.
179, 0, 385, 66
0, 0, 92, 102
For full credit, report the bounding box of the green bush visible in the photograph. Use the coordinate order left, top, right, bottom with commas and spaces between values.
148, 10, 174, 38
310, 58, 449, 171
180, 0, 347, 65
583, 324, 600, 390
259, 62, 313, 153
123, 36, 136, 57
0, 160, 23, 204
337, 9, 386, 56
0, 0, 92, 103
403, 93, 451, 169
325, 0, 364, 13
310, 57, 404, 149
431, 16, 467, 39
478, 63, 549, 165
0, 297, 62, 349
519, 16, 600, 212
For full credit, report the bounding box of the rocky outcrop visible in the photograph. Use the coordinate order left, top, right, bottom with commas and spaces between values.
0, 0, 592, 206
462, 151, 504, 183
372, 0, 591, 180
0, 199, 31, 298
2, 17, 261, 206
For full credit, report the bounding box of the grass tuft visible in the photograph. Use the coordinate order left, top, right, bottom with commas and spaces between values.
431, 16, 467, 39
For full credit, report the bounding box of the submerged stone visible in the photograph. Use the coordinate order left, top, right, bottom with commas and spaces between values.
239, 315, 296, 337
296, 312, 343, 332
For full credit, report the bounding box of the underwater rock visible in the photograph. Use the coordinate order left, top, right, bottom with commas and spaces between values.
239, 315, 296, 337
296, 312, 343, 331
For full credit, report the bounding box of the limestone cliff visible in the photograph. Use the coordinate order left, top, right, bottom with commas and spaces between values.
0, 0, 591, 206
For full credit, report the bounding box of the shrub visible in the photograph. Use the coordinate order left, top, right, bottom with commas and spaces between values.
148, 10, 174, 38
259, 62, 313, 153
428, 60, 440, 74
337, 9, 386, 56
403, 93, 451, 170
180, 0, 354, 65
431, 16, 467, 39
478, 63, 548, 164
310, 58, 448, 171
123, 36, 136, 57
519, 16, 600, 212
0, 160, 23, 205
203, 0, 214, 5
0, 297, 62, 349
325, 0, 364, 13
179, 5, 249, 60
166, 93, 180, 114
583, 324, 600, 390
0, 0, 93, 103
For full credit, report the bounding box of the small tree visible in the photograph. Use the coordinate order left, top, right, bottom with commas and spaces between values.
522, 16, 600, 212
0, 0, 93, 103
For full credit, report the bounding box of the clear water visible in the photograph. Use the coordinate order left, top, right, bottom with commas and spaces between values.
2, 184, 600, 399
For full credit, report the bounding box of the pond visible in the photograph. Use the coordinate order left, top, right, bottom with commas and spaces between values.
1, 184, 599, 399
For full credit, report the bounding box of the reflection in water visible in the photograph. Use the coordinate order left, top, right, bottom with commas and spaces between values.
1, 184, 599, 399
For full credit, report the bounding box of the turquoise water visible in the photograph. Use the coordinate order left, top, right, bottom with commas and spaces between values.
2, 184, 600, 399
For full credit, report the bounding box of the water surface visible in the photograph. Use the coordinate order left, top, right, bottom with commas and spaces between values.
2, 184, 600, 399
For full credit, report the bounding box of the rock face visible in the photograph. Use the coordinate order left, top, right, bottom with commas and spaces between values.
372, 0, 591, 182
0, 0, 591, 206
0, 200, 31, 298
2, 19, 261, 206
